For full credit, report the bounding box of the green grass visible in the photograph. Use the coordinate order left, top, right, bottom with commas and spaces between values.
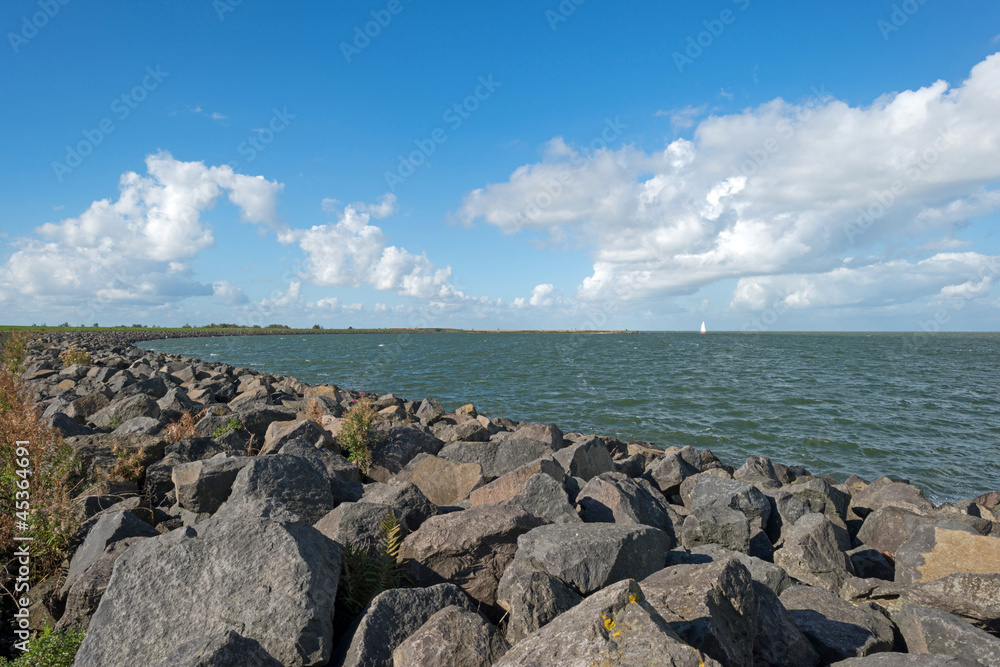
0, 624, 86, 667
211, 416, 243, 438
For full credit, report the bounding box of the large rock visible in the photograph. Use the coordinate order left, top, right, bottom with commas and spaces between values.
830, 655, 979, 666
641, 558, 758, 667
171, 455, 253, 514
509, 472, 582, 524
774, 513, 856, 593
856, 505, 937, 557
432, 420, 491, 443
438, 439, 555, 479
734, 455, 782, 488
66, 391, 111, 423
788, 477, 850, 520
893, 604, 1000, 666
752, 581, 821, 667
492, 579, 721, 667
669, 544, 793, 595
67, 433, 166, 488
511, 422, 565, 449
681, 504, 752, 554
894, 521, 1000, 585
72, 500, 341, 667
895, 573, 1000, 634
150, 630, 282, 667
219, 454, 336, 523
495, 556, 583, 644
395, 454, 484, 506
62, 510, 159, 595
760, 487, 812, 546
576, 472, 679, 545
850, 478, 935, 518
360, 481, 437, 531
90, 393, 160, 429
507, 523, 670, 596
779, 584, 896, 663
400, 505, 548, 613
643, 450, 700, 497
391, 605, 509, 667
415, 397, 445, 424
689, 475, 771, 529
368, 422, 444, 482
469, 456, 564, 506
314, 502, 405, 551
260, 419, 334, 455
57, 537, 146, 631
277, 437, 358, 482
332, 583, 474, 667
552, 435, 615, 481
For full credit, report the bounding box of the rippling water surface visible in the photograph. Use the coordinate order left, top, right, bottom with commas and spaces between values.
140, 332, 1000, 504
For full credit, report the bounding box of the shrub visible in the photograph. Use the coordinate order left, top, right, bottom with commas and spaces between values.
338, 396, 378, 475
0, 360, 81, 598
163, 410, 202, 443
105, 443, 146, 484
59, 344, 92, 367
212, 416, 242, 438
337, 510, 406, 616
0, 623, 86, 667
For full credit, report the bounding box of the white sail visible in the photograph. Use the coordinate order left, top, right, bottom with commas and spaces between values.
700, 321, 707, 334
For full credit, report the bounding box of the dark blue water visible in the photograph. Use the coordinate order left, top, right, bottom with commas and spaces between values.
140, 332, 1000, 504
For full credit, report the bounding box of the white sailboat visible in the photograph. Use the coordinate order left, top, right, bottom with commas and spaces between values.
700, 321, 707, 334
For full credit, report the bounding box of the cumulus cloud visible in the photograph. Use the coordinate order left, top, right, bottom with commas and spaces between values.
458, 53, 1000, 312
0, 152, 282, 307
282, 195, 462, 301
212, 280, 249, 305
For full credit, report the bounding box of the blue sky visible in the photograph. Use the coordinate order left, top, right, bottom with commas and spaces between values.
1, 0, 999, 331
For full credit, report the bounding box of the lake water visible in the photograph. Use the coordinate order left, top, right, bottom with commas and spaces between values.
139, 331, 1000, 504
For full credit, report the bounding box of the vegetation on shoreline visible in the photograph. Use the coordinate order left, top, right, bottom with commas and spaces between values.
338, 396, 378, 476
0, 333, 82, 606
0, 623, 85, 667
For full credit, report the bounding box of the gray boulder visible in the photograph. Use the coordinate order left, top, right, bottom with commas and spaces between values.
432, 420, 491, 443
780, 584, 896, 663
57, 538, 146, 631
760, 487, 812, 546
552, 435, 615, 481
391, 605, 509, 667
893, 604, 1000, 666
399, 505, 548, 614
90, 393, 160, 429
507, 523, 670, 596
171, 455, 253, 514
260, 419, 334, 455
368, 422, 444, 482
114, 415, 162, 435
734, 456, 782, 488
670, 544, 793, 595
495, 556, 583, 644
438, 439, 555, 479
689, 475, 771, 529
332, 583, 474, 667
62, 510, 159, 595
511, 422, 565, 449
492, 579, 721, 667
577, 472, 679, 546
830, 655, 979, 666
848, 546, 895, 581
681, 504, 752, 553
509, 472, 581, 524
752, 581, 821, 667
360, 481, 437, 531
643, 450, 700, 497
395, 454, 484, 506
788, 478, 850, 520
278, 437, 359, 483
774, 513, 855, 593
856, 505, 936, 557
415, 397, 445, 424
218, 454, 336, 523
893, 520, 999, 585
641, 558, 758, 667
149, 630, 282, 667
72, 500, 341, 667
314, 501, 405, 551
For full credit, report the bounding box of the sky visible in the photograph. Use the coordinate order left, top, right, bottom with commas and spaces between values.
1, 0, 999, 331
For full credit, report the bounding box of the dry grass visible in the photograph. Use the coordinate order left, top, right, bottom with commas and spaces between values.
59, 344, 92, 367
305, 398, 324, 424
0, 348, 81, 600
162, 409, 203, 443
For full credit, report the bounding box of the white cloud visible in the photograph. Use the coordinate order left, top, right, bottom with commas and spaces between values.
0, 152, 282, 307
259, 281, 302, 309
656, 104, 708, 131
212, 280, 248, 305
458, 53, 1000, 312
283, 196, 460, 300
